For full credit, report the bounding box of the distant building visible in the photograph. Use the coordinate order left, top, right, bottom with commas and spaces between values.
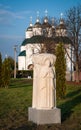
18, 12, 74, 80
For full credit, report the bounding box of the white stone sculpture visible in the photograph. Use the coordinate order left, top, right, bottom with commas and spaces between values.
32, 53, 56, 109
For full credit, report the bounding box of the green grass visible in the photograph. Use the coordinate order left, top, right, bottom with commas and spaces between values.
0, 79, 81, 130
0, 79, 32, 130
58, 83, 81, 121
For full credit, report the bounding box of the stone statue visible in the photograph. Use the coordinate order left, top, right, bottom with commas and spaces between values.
32, 53, 56, 109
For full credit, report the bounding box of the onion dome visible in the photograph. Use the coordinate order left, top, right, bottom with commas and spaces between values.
56, 18, 66, 29
26, 16, 33, 31
34, 11, 42, 28
42, 10, 52, 28
27, 26, 33, 31
56, 13, 66, 29
34, 18, 42, 28
34, 21, 42, 28
42, 17, 51, 28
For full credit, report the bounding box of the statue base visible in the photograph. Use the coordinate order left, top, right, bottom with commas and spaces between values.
28, 107, 61, 124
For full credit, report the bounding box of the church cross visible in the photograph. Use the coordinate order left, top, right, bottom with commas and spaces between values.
45, 9, 48, 16
60, 13, 63, 19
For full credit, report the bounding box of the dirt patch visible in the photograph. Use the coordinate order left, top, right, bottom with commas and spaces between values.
66, 81, 81, 85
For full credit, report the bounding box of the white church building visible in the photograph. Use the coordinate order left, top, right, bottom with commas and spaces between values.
18, 11, 74, 80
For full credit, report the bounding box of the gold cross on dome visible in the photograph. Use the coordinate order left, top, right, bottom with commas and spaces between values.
30, 16, 32, 23
60, 13, 63, 19
37, 11, 39, 17
45, 9, 48, 16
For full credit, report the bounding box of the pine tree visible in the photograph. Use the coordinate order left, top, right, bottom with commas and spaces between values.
0, 52, 2, 87
2, 58, 11, 88
55, 43, 66, 99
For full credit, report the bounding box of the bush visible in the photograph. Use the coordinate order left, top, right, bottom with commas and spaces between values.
55, 43, 66, 99
2, 58, 11, 88
0, 52, 2, 87
17, 70, 33, 78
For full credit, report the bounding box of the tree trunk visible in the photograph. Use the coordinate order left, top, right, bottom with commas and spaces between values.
75, 62, 79, 83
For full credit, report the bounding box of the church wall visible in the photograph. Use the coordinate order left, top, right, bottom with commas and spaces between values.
25, 31, 33, 39
33, 28, 42, 35
65, 44, 74, 72
25, 44, 33, 69
21, 46, 26, 52
48, 28, 52, 37
18, 56, 26, 70
25, 43, 42, 69
56, 29, 67, 37
33, 44, 41, 53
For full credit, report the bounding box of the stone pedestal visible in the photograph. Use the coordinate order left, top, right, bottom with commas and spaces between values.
28, 107, 61, 124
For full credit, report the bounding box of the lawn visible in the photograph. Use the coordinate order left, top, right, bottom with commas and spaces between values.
0, 79, 81, 130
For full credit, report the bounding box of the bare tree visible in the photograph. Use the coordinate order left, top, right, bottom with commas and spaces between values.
65, 5, 81, 82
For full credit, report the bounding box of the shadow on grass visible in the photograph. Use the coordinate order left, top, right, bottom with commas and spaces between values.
58, 88, 81, 122
9, 123, 61, 130
10, 125, 33, 130
9, 79, 33, 89
66, 88, 81, 98
9, 84, 32, 89
9, 123, 41, 130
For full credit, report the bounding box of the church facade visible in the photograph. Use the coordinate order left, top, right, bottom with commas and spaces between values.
18, 12, 74, 80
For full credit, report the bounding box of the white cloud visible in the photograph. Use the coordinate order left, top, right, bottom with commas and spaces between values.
0, 34, 24, 40
0, 9, 31, 20
0, 3, 32, 25
15, 11, 32, 19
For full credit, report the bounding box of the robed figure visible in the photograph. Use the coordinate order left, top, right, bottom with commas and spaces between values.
32, 53, 56, 109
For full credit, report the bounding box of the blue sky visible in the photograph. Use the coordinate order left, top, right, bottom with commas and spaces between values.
0, 0, 81, 60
